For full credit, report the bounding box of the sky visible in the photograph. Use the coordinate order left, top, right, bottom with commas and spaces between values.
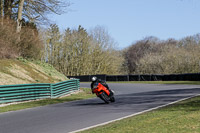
49, 0, 200, 49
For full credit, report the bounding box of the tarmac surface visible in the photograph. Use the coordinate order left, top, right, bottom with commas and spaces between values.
1, 83, 200, 133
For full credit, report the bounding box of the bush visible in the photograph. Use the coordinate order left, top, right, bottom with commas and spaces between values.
0, 20, 19, 58
0, 19, 43, 59
18, 27, 43, 59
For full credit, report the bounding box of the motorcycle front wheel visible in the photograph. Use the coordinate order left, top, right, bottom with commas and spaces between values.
99, 92, 110, 104
110, 96, 115, 102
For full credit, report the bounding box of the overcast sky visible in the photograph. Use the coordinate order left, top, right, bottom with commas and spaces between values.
49, 0, 200, 49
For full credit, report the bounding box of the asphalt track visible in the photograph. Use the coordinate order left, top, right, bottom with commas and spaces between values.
1, 83, 200, 133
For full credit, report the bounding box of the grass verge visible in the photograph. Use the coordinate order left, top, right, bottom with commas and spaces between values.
107, 81, 200, 85
0, 88, 95, 113
80, 96, 200, 133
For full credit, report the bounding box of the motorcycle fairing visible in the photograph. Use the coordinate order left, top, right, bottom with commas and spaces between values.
93, 83, 110, 96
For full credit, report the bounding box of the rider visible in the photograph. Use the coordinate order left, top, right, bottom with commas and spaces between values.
91, 76, 113, 95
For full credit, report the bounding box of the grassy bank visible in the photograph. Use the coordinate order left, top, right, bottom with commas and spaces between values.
80, 96, 200, 133
0, 58, 68, 85
0, 88, 95, 113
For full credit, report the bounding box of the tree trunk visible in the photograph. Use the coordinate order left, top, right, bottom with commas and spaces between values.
4, 0, 13, 19
0, 0, 3, 25
16, 0, 24, 33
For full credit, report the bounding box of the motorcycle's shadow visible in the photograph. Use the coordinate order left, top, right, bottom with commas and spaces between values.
72, 98, 115, 106
75, 102, 106, 106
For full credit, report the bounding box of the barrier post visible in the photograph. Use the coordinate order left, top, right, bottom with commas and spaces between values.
76, 79, 80, 90
50, 84, 53, 98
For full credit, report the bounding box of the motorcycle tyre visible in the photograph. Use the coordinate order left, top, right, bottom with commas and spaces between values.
110, 96, 115, 102
99, 92, 110, 104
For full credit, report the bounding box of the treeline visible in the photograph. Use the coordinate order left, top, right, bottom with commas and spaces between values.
44, 24, 200, 75
0, 0, 124, 76
0, 0, 200, 76
1, 20, 200, 75
43, 24, 123, 76
123, 35, 200, 74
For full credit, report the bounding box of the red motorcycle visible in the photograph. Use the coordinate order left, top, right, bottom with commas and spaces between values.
92, 83, 115, 104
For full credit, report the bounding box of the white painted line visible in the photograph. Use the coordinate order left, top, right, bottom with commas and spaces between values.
69, 94, 200, 133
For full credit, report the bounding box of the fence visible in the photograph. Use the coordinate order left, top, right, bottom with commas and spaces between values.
51, 80, 80, 98
0, 79, 80, 104
68, 73, 200, 82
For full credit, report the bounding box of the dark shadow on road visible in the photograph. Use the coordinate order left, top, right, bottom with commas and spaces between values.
67, 88, 200, 113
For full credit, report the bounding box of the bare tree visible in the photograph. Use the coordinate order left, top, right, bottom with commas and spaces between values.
45, 24, 61, 66
23, 0, 71, 24
16, 0, 24, 33
0, 0, 71, 29
124, 37, 160, 74
4, 0, 13, 19
124, 34, 200, 74
0, 0, 2, 16
0, 0, 3, 25
89, 26, 123, 75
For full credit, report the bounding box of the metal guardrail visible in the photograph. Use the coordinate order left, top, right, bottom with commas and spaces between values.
51, 79, 80, 98
0, 79, 80, 104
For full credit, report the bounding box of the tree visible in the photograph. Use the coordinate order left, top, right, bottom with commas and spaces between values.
61, 25, 92, 76
137, 44, 200, 74
124, 37, 160, 74
43, 25, 123, 76
0, 0, 71, 31
4, 0, 13, 19
123, 34, 200, 74
42, 24, 124, 76
0, 0, 3, 25
89, 26, 123, 75
22, 0, 71, 24
46, 24, 61, 66
16, 0, 24, 33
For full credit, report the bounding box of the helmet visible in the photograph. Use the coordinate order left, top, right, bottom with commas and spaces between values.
91, 76, 97, 82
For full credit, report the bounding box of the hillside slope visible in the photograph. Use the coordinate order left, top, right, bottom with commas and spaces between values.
0, 58, 68, 85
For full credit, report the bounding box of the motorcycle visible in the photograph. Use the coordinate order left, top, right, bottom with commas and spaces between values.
92, 82, 115, 104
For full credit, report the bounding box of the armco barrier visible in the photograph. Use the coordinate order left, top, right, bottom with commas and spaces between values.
51, 80, 80, 98
0, 79, 80, 104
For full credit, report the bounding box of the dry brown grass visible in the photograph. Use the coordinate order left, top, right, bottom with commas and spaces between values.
0, 72, 28, 85
9, 64, 34, 82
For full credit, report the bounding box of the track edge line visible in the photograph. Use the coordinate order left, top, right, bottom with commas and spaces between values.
69, 93, 200, 133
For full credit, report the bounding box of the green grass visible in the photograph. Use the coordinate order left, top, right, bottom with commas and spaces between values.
80, 96, 200, 133
107, 81, 200, 85
32, 60, 68, 81
0, 88, 95, 113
